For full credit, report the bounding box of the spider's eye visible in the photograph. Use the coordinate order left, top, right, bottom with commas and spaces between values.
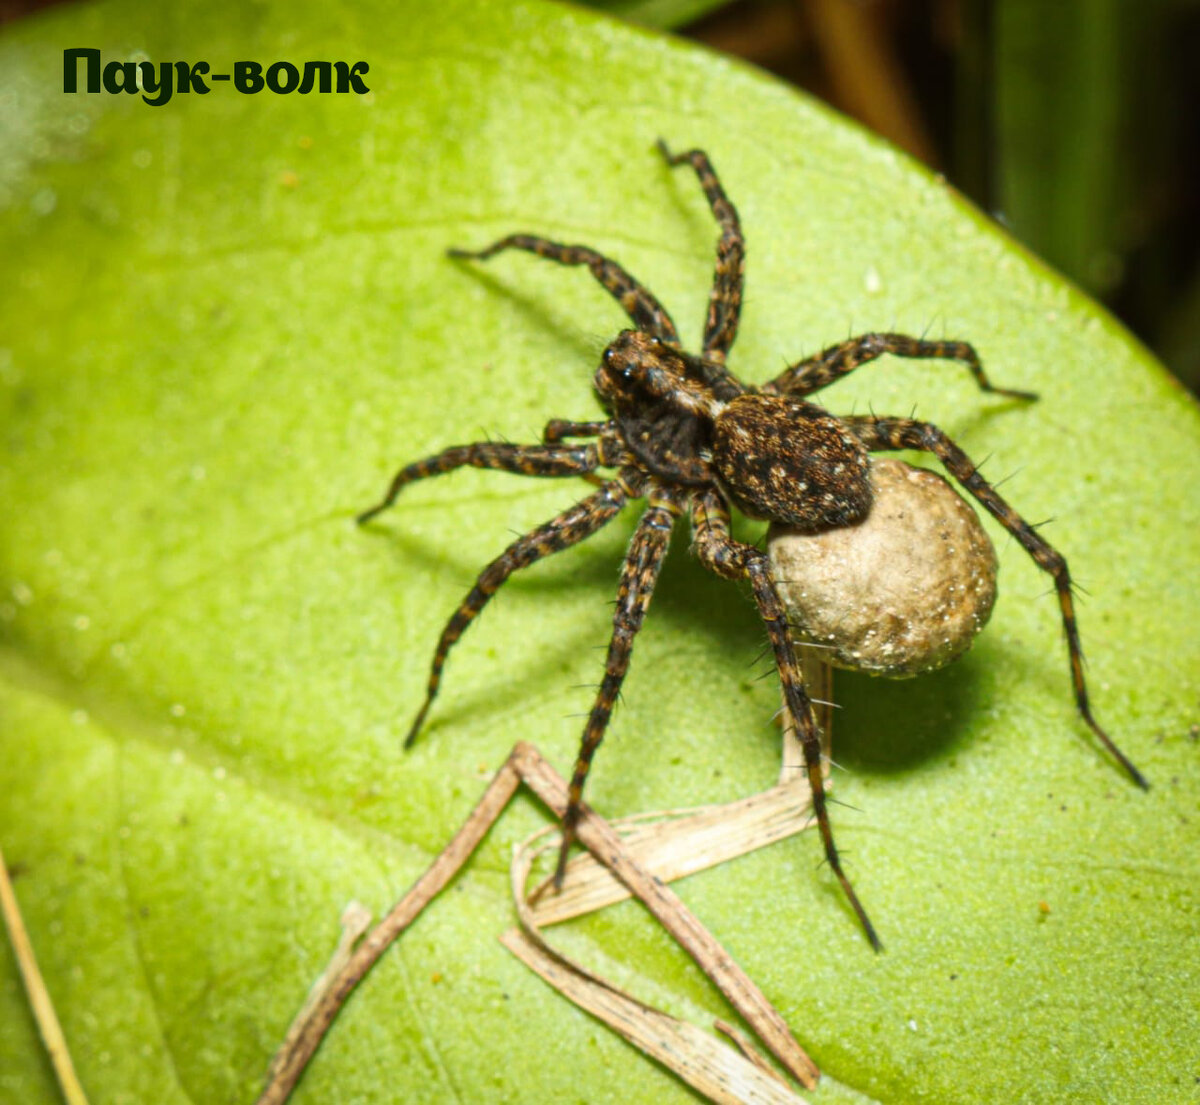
603, 347, 615, 365
649, 336, 662, 347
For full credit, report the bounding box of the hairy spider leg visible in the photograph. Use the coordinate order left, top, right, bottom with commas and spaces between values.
847, 415, 1148, 790
542, 419, 613, 445
554, 486, 683, 886
449, 236, 681, 345
656, 140, 745, 368
540, 422, 624, 487
373, 466, 643, 747
690, 489, 882, 951
356, 435, 623, 525
762, 333, 1038, 401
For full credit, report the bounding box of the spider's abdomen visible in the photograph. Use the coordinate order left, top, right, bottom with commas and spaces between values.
712, 394, 872, 530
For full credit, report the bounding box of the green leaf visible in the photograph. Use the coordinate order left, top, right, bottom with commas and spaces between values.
2, 2, 1198, 1103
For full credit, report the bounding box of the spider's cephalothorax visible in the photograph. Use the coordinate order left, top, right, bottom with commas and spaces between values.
359, 140, 1147, 950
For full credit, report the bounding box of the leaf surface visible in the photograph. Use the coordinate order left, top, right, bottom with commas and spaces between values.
2, 2, 1198, 1102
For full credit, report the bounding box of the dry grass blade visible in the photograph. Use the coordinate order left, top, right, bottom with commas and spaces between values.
507, 829, 807, 1102
500, 923, 806, 1105
264, 902, 373, 1087
0, 842, 90, 1105
527, 784, 816, 926
256, 753, 524, 1105
258, 738, 825, 1102
510, 744, 820, 1089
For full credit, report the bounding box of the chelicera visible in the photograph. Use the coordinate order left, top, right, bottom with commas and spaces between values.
359, 141, 1147, 949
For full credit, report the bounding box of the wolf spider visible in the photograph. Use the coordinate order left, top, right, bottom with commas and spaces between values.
359, 140, 1147, 949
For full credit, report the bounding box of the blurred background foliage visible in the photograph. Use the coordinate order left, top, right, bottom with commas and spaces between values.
593, 0, 1200, 394
5, 0, 1197, 390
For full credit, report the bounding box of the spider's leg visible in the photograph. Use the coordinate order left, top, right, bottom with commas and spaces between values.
449, 236, 680, 344
541, 421, 630, 489
399, 470, 643, 748
554, 485, 682, 886
762, 333, 1038, 401
689, 489, 882, 951
539, 421, 622, 488
656, 140, 745, 366
357, 436, 623, 525
541, 419, 612, 445
847, 415, 1147, 789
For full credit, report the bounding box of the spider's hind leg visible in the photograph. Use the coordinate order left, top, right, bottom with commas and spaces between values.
846, 414, 1147, 789
449, 235, 680, 343
689, 489, 882, 950
657, 139, 745, 365
395, 471, 641, 749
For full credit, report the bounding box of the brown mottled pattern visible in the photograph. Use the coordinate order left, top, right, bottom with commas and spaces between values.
712, 394, 872, 529
763, 332, 1038, 401
358, 141, 1144, 951
541, 419, 611, 445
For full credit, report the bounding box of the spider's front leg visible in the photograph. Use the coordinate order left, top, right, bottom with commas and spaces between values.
847, 415, 1148, 790
762, 332, 1037, 401
690, 489, 882, 951
449, 235, 681, 345
555, 486, 683, 886
656, 140, 745, 366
